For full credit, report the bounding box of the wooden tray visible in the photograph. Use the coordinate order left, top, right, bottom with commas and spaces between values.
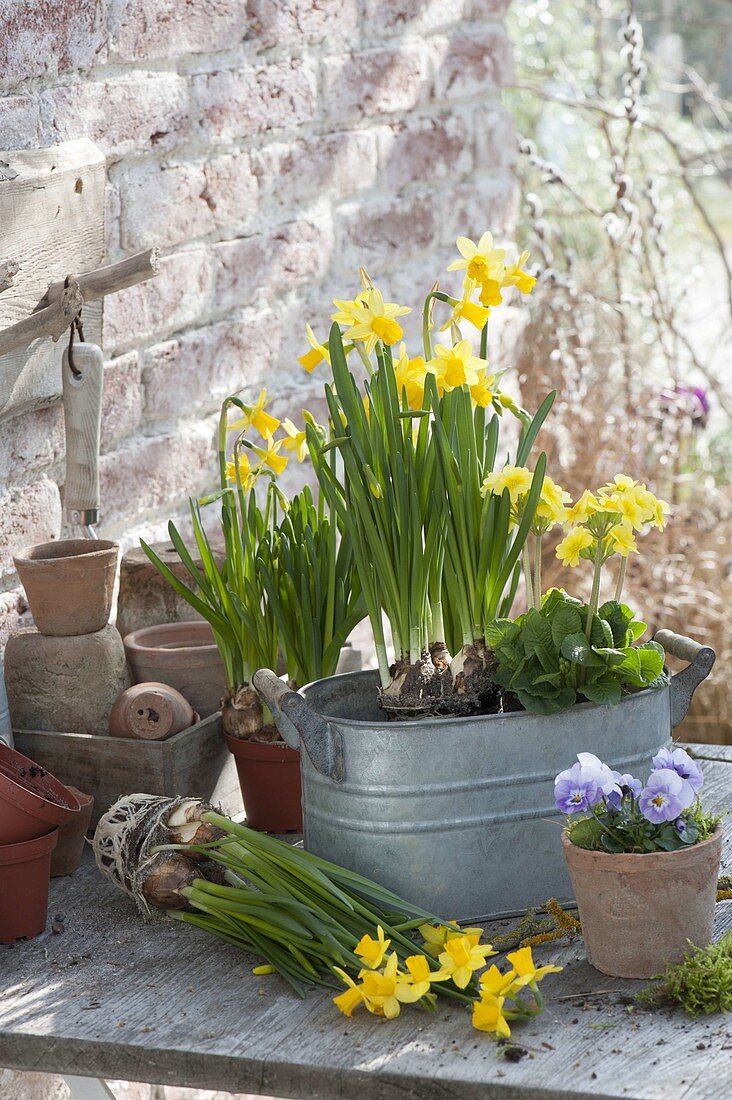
14, 712, 243, 828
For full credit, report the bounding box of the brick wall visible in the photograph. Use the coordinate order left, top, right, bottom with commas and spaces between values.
0, 0, 516, 644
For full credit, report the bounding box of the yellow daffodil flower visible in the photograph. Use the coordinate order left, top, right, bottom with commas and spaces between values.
439, 295, 490, 333
480, 465, 533, 505
505, 946, 563, 987
472, 992, 512, 1038
480, 964, 521, 998
280, 418, 308, 462
564, 489, 601, 527
426, 339, 484, 393
225, 452, 255, 488
556, 526, 594, 567
608, 522, 638, 557
470, 367, 497, 409
331, 293, 369, 327
447, 232, 506, 285
358, 953, 428, 1019
342, 287, 411, 354
433, 932, 497, 989
298, 324, 331, 374
394, 343, 428, 409
251, 438, 288, 477
229, 389, 280, 441
355, 925, 391, 970
332, 967, 375, 1018
404, 954, 438, 996
502, 250, 537, 295
478, 278, 505, 308
419, 921, 461, 957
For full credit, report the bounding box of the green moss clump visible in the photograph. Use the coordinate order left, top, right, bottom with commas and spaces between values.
637, 932, 732, 1017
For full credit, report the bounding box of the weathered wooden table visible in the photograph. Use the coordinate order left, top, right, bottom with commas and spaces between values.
1, 745, 731, 1100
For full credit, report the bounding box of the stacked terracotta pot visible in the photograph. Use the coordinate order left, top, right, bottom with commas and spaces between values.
0, 744, 84, 942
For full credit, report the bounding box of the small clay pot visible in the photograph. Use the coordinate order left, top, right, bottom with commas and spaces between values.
123, 621, 227, 718
109, 682, 195, 739
51, 787, 94, 877
14, 539, 119, 637
0, 743, 81, 845
562, 828, 723, 979
0, 828, 58, 943
225, 734, 302, 833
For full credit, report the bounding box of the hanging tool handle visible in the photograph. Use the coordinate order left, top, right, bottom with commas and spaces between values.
62, 342, 103, 529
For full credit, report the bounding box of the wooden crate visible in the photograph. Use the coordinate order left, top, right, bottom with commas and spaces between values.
14, 712, 243, 828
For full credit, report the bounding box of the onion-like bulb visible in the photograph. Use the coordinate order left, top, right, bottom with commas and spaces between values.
141, 852, 197, 910
167, 799, 223, 852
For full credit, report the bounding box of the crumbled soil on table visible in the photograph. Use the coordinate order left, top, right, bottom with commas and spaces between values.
0, 760, 72, 806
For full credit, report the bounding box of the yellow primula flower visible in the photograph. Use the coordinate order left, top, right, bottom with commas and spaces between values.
502, 250, 537, 295
505, 946, 563, 988
433, 932, 497, 990
472, 992, 512, 1038
394, 343, 427, 409
298, 324, 331, 374
556, 527, 594, 567
600, 474, 638, 495
355, 925, 391, 970
225, 452, 254, 488
651, 496, 670, 530
447, 232, 506, 285
608, 522, 638, 558
280, 418, 308, 462
480, 465, 533, 505
229, 389, 280, 441
565, 489, 601, 527
439, 295, 490, 333
251, 437, 288, 477
426, 339, 484, 394
470, 367, 497, 409
535, 475, 571, 529
342, 287, 411, 354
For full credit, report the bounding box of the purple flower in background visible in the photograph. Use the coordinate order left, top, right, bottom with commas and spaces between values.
652, 746, 703, 793
554, 763, 601, 815
576, 753, 621, 799
607, 772, 642, 809
675, 818, 687, 837
639, 769, 696, 824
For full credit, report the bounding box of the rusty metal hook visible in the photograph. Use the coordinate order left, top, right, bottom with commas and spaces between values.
64, 275, 85, 379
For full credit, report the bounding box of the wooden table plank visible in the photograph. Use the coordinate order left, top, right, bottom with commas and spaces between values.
0, 756, 731, 1100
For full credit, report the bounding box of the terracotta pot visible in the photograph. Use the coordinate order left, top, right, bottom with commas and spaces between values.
124, 621, 226, 718
109, 682, 195, 739
0, 743, 81, 845
225, 734, 302, 833
51, 787, 94, 877
0, 828, 58, 943
562, 827, 723, 979
13, 539, 119, 637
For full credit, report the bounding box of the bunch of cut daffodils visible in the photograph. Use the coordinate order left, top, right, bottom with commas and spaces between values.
335, 920, 561, 1040
301, 231, 554, 718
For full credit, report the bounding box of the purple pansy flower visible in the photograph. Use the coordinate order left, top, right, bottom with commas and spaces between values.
554, 762, 601, 814
675, 817, 687, 836
639, 768, 696, 824
651, 746, 703, 793
606, 771, 642, 809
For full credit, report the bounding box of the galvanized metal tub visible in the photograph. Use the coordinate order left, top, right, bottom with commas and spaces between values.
253, 629, 714, 919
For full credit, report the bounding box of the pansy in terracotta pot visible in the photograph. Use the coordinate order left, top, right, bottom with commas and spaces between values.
558, 746, 724, 979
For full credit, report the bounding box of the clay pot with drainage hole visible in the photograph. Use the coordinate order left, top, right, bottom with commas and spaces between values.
123, 622, 227, 718
109, 683, 196, 740
0, 743, 81, 845
14, 539, 119, 637
0, 828, 59, 943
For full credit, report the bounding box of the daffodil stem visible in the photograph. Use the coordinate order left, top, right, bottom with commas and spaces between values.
355, 342, 374, 375
422, 295, 433, 361
375, 642, 392, 690
533, 535, 542, 607
615, 557, 627, 603
522, 544, 535, 610
480, 319, 488, 359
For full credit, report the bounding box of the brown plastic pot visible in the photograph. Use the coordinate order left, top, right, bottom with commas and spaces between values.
124, 621, 227, 718
0, 743, 81, 845
562, 827, 723, 979
13, 539, 119, 637
0, 828, 58, 943
51, 787, 94, 877
225, 734, 302, 833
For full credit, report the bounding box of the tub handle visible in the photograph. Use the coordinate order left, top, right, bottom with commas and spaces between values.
252, 669, 344, 781
654, 629, 715, 729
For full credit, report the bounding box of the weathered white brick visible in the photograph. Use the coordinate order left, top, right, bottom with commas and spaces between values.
0, 0, 107, 88
39, 74, 191, 158
194, 60, 318, 142
0, 94, 40, 148
338, 192, 439, 269
101, 351, 144, 450
246, 0, 358, 50
110, 0, 245, 62
117, 160, 214, 251
431, 28, 514, 101
376, 112, 474, 191
202, 151, 259, 235
252, 131, 378, 213
0, 478, 62, 580
322, 45, 430, 122
0, 405, 65, 484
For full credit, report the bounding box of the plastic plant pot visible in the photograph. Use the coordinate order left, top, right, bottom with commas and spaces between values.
0, 743, 81, 845
225, 734, 302, 833
0, 828, 59, 943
